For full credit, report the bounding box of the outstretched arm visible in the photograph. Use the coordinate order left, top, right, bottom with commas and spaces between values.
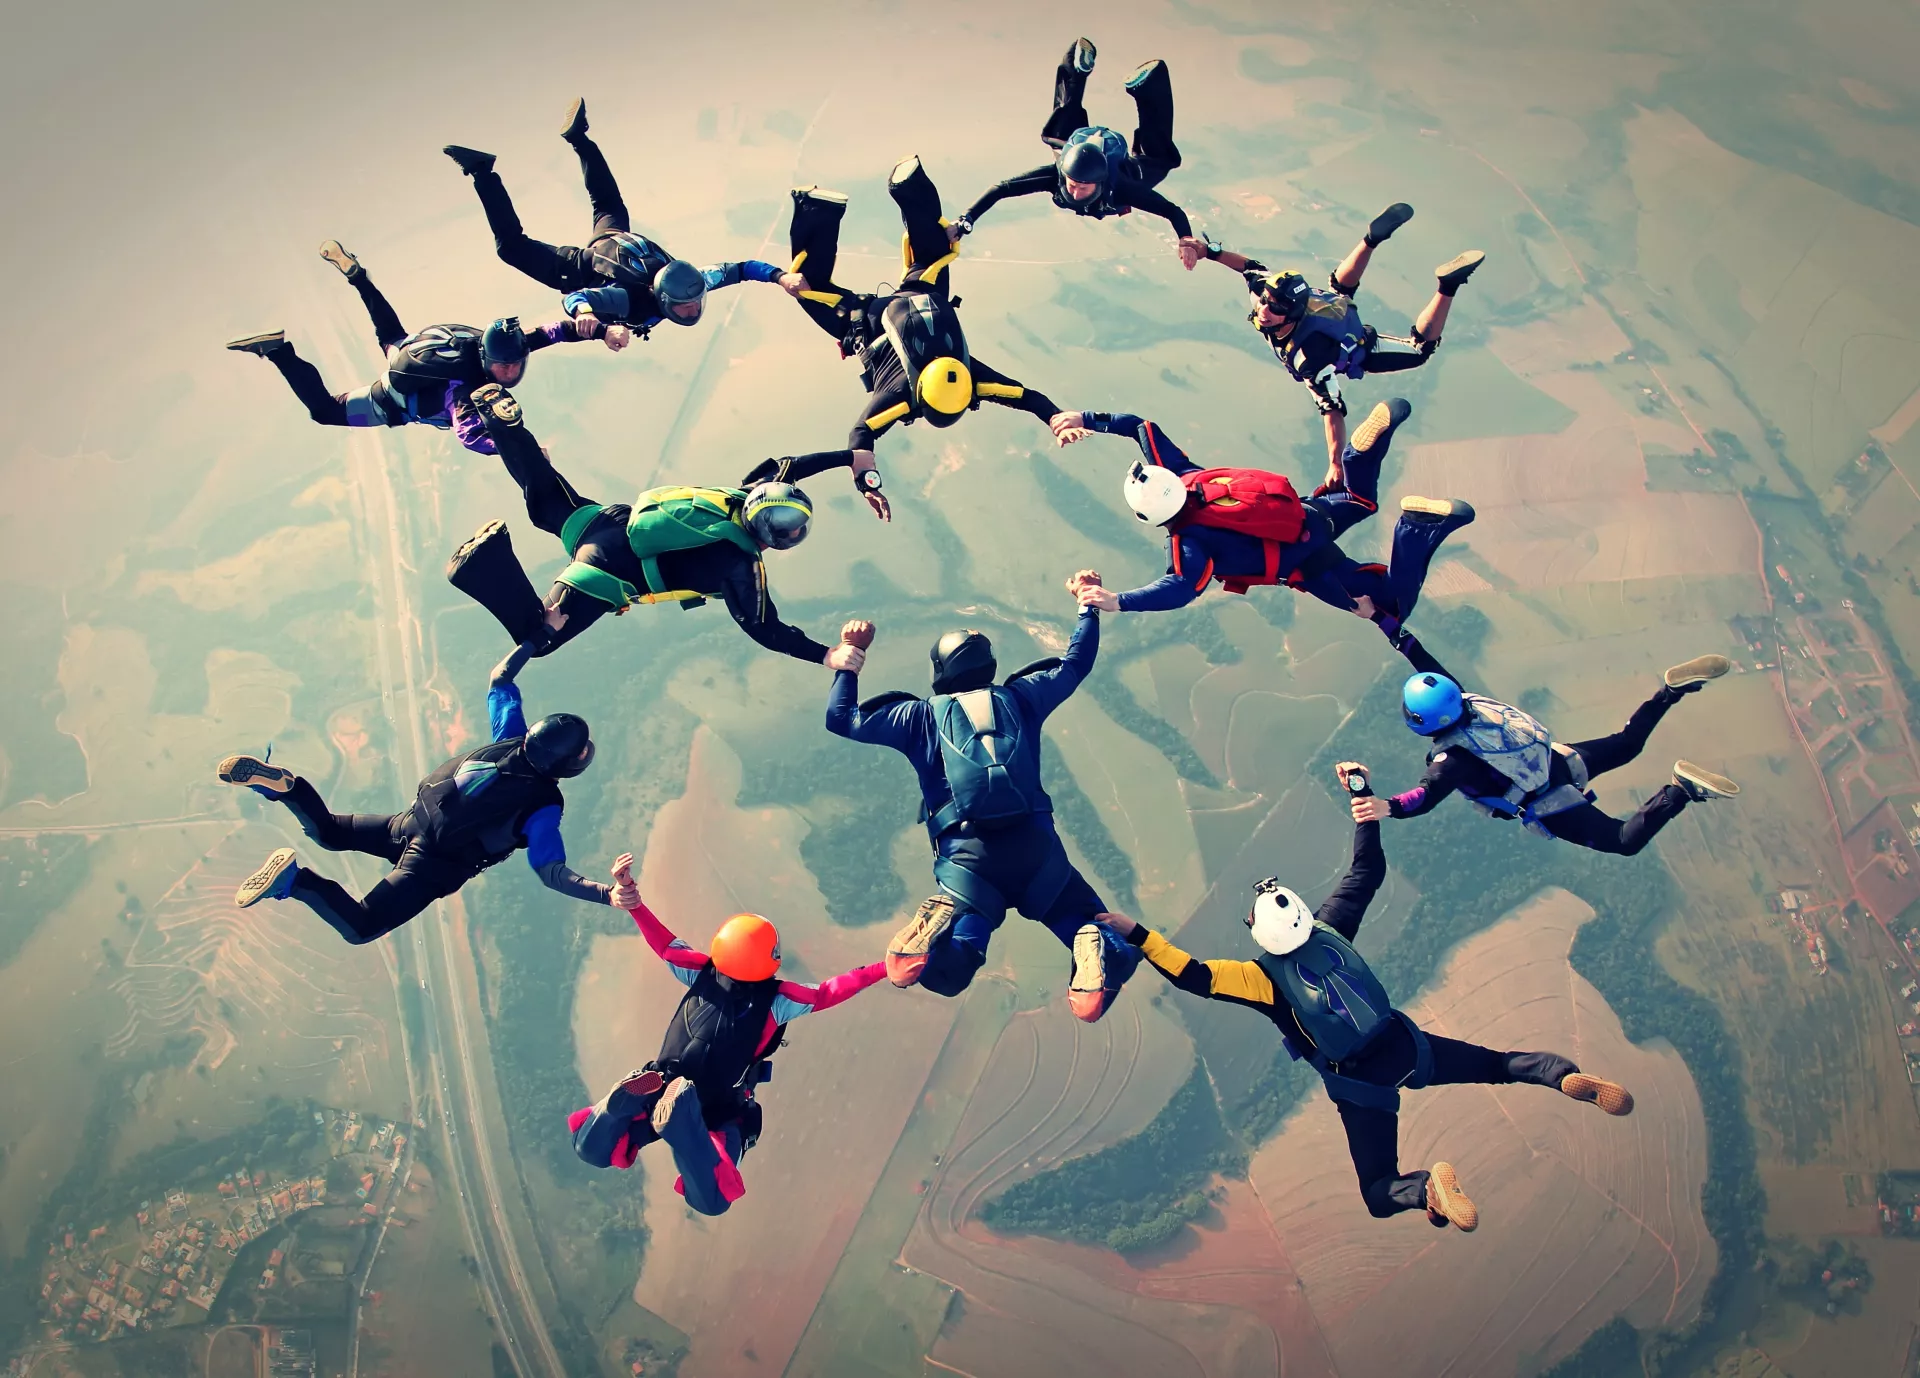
1104, 913, 1280, 1011
956, 166, 1056, 232
1006, 605, 1100, 721
610, 855, 710, 986
970, 359, 1061, 426
1315, 763, 1386, 941
1115, 180, 1192, 238
522, 807, 614, 905
717, 559, 832, 664
769, 962, 889, 1022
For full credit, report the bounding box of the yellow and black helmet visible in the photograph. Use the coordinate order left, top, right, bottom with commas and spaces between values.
916, 357, 974, 423
742, 482, 814, 550
1251, 269, 1312, 324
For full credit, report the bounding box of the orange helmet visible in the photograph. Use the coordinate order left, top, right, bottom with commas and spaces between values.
710, 914, 781, 982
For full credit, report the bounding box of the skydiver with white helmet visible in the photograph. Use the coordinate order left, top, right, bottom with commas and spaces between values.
445, 98, 808, 337
216, 640, 613, 944
785, 156, 1076, 518
1198, 204, 1484, 486
226, 240, 623, 454
1370, 644, 1741, 854
1100, 760, 1637, 1233
445, 384, 863, 667
948, 39, 1208, 270
822, 593, 1142, 1025
570, 855, 889, 1217
1054, 404, 1472, 653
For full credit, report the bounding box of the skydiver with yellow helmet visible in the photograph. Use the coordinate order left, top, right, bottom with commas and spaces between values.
1198, 204, 1485, 490
568, 854, 889, 1217
785, 155, 1075, 519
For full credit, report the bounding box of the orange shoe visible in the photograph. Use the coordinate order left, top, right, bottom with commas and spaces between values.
1560, 1072, 1635, 1116
1067, 924, 1113, 1023
1424, 1162, 1477, 1232
887, 895, 957, 988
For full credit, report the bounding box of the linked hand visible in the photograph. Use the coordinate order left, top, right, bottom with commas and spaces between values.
1096, 910, 1139, 938
602, 324, 632, 351
1055, 427, 1094, 448
824, 643, 866, 673
1177, 236, 1206, 270
778, 272, 807, 298
573, 310, 601, 334
1351, 594, 1377, 621
841, 620, 876, 649
1351, 796, 1391, 823
1048, 411, 1086, 438
609, 852, 640, 909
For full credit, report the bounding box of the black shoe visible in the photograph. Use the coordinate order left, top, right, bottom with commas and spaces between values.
1365, 202, 1414, 247
468, 382, 521, 427
318, 240, 360, 279
226, 331, 286, 357
1435, 250, 1485, 294
443, 145, 496, 177
561, 98, 588, 144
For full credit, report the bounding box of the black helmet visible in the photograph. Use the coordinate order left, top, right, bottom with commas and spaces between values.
1252, 270, 1311, 325
653, 259, 709, 325
524, 713, 594, 778
930, 630, 996, 694
1060, 140, 1110, 185
481, 317, 528, 369
742, 482, 813, 550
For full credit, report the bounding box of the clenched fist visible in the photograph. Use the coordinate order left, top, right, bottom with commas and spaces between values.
841, 620, 876, 649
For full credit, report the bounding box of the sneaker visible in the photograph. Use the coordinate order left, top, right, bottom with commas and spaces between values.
1400, 494, 1476, 534
1070, 38, 1097, 74
792, 185, 849, 209
1067, 924, 1113, 1023
598, 1068, 664, 1117
318, 240, 359, 278
1560, 1072, 1634, 1116
1351, 397, 1412, 456
1435, 250, 1486, 293
650, 1076, 701, 1137
468, 382, 521, 427
1424, 1162, 1478, 1232
1674, 761, 1739, 802
887, 895, 957, 988
560, 97, 589, 143
1366, 202, 1414, 246
1124, 58, 1164, 90
443, 145, 497, 177
217, 754, 294, 797
1664, 654, 1731, 692
235, 848, 298, 908
225, 331, 286, 357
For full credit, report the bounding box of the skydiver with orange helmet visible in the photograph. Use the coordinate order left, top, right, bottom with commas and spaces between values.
569, 855, 888, 1217
785, 155, 1075, 519
1197, 204, 1485, 486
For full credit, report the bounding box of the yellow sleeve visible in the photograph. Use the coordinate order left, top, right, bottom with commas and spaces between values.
1139, 930, 1278, 1006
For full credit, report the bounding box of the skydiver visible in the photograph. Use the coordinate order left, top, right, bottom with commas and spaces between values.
1055, 403, 1472, 652
823, 597, 1141, 1025
949, 39, 1207, 270
570, 856, 888, 1217
445, 98, 807, 337
1198, 205, 1484, 480
217, 640, 612, 944
786, 156, 1074, 515
444, 384, 859, 667
1101, 760, 1636, 1233
1370, 647, 1741, 854
226, 241, 623, 455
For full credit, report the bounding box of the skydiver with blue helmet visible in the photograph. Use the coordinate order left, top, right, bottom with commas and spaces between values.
949, 39, 1209, 270
786, 156, 1073, 518
1100, 760, 1636, 1233
225, 239, 622, 455
1363, 647, 1741, 854
445, 98, 808, 336
822, 593, 1141, 1025
1054, 402, 1473, 652
1198, 206, 1484, 487
215, 640, 615, 945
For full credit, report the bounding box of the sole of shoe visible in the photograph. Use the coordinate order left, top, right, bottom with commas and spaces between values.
1400, 495, 1475, 525
1561, 1073, 1635, 1116
1427, 1162, 1478, 1232
467, 384, 519, 425
450, 519, 507, 569
1067, 925, 1110, 1022
225, 331, 285, 354
1435, 250, 1486, 286
1368, 202, 1415, 243
792, 185, 849, 206
561, 97, 588, 141
218, 754, 294, 795
650, 1077, 699, 1136
1350, 398, 1411, 453
1664, 654, 1732, 689
618, 1069, 665, 1099
1072, 38, 1097, 73
1124, 58, 1163, 88
318, 240, 358, 277
1674, 761, 1740, 800
887, 898, 956, 988
235, 848, 297, 908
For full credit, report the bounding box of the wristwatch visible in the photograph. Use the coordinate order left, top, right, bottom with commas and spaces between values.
952, 216, 973, 238
854, 468, 884, 493
1342, 765, 1370, 795
1202, 233, 1223, 261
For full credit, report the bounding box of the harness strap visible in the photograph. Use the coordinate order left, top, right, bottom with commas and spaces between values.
1301, 1011, 1433, 1113
555, 562, 639, 611
558, 504, 605, 558
635, 556, 708, 609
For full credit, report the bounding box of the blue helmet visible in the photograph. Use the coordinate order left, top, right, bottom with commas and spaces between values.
1402, 672, 1463, 736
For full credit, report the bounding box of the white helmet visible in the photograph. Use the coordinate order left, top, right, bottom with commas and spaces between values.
1247, 878, 1313, 955
1123, 460, 1189, 526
